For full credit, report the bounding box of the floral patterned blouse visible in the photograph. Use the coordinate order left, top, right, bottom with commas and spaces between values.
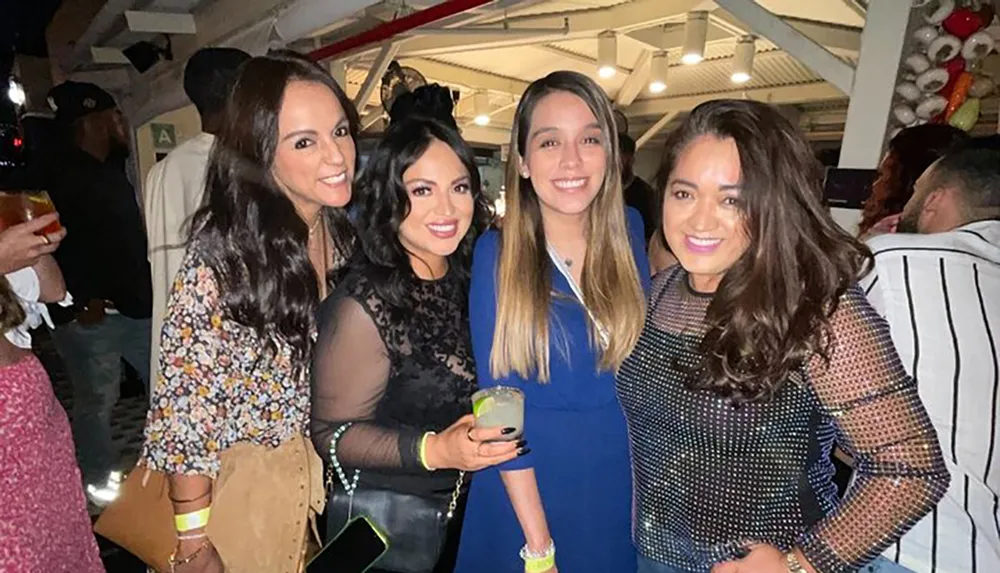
142, 245, 312, 478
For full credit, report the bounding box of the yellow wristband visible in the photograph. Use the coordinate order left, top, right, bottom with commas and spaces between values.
174, 507, 211, 532
420, 432, 436, 471
524, 554, 555, 573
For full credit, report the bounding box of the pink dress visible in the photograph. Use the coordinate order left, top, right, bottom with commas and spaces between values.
0, 354, 105, 572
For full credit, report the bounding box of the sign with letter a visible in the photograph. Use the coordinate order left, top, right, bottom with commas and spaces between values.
150, 123, 177, 150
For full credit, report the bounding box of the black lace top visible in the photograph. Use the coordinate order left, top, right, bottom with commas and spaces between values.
310, 264, 476, 496
616, 267, 950, 573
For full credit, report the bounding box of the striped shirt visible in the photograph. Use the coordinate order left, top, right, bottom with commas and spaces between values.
861, 220, 1000, 573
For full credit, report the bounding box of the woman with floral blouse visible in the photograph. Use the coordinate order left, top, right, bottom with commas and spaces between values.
141, 52, 358, 573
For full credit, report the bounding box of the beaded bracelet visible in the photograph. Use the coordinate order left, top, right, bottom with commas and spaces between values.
520, 540, 556, 573
329, 422, 360, 494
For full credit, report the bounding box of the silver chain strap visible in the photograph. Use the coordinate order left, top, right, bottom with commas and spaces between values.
446, 471, 465, 520
328, 423, 466, 521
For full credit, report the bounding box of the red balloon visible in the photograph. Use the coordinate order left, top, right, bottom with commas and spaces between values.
943, 8, 986, 40
938, 57, 967, 97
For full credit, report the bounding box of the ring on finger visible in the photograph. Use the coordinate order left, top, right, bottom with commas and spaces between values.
40, 234, 51, 245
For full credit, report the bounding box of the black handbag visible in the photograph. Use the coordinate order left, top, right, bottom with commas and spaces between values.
325, 422, 465, 573
325, 474, 463, 573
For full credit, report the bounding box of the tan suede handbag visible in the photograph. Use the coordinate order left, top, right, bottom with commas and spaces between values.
93, 435, 324, 573
92, 463, 175, 572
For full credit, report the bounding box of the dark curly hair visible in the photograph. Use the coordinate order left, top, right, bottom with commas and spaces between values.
188, 53, 359, 363
858, 124, 969, 236
352, 116, 488, 308
658, 99, 872, 404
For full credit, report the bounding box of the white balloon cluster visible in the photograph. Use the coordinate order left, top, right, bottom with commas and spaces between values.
892, 0, 998, 138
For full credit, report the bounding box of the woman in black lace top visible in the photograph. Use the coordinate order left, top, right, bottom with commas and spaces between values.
615, 100, 949, 573
310, 117, 523, 573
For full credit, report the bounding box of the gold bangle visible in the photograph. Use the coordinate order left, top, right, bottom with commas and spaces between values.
420, 431, 436, 471
169, 539, 211, 572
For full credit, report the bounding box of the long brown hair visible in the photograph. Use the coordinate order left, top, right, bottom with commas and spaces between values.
490, 71, 645, 382
858, 124, 968, 235
659, 99, 871, 403
0, 277, 26, 333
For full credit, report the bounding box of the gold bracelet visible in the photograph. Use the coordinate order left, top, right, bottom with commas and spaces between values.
169, 539, 211, 572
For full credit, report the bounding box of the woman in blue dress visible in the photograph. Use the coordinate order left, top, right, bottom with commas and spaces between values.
455, 70, 650, 573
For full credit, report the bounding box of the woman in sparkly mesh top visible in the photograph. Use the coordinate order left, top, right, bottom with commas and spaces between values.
615, 100, 950, 573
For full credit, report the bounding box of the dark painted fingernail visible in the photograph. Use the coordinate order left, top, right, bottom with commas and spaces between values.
502, 427, 516, 434
517, 447, 531, 456
516, 439, 527, 448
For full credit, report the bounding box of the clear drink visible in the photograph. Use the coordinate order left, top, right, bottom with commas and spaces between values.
472, 386, 524, 441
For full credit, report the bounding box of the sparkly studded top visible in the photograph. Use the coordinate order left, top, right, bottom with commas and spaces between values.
616, 267, 950, 573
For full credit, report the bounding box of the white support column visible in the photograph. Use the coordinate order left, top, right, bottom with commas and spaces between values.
636, 111, 678, 149
353, 42, 400, 109
835, 1, 917, 233
715, 0, 855, 94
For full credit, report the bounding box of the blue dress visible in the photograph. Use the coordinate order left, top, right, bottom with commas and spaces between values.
454, 209, 651, 573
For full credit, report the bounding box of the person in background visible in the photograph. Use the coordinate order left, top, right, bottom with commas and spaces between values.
620, 132, 656, 244
46, 80, 153, 505
455, 70, 649, 573
861, 146, 1000, 573
141, 53, 358, 573
858, 124, 968, 239
0, 213, 104, 572
143, 47, 250, 382
312, 117, 520, 573
616, 99, 948, 573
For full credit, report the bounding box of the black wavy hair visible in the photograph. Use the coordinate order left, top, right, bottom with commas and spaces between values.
353, 116, 489, 308
188, 52, 359, 362
388, 83, 458, 131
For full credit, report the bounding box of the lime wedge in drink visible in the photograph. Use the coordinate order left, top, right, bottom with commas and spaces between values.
473, 395, 496, 418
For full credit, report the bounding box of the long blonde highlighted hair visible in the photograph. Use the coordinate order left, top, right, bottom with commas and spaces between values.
490, 71, 645, 382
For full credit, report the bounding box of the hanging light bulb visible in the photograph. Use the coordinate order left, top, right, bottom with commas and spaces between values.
598, 31, 618, 79
731, 35, 755, 83
681, 11, 708, 65
473, 91, 491, 126
649, 52, 669, 94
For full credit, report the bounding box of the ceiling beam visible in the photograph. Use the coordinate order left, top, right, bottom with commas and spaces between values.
124, 10, 197, 35
354, 42, 401, 108
628, 81, 844, 118
90, 46, 130, 65
396, 0, 705, 57
635, 111, 678, 149
400, 58, 529, 95
461, 124, 512, 146
536, 45, 631, 75
715, 0, 855, 93
616, 50, 653, 107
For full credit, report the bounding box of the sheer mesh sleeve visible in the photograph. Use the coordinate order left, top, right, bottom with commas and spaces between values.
310, 295, 424, 471
798, 286, 950, 572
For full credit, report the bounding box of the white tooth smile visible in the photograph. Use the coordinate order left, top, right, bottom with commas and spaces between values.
321, 173, 347, 185
688, 237, 721, 246
429, 224, 457, 232
553, 178, 586, 190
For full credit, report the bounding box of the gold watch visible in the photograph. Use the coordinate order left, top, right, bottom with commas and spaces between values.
786, 552, 808, 573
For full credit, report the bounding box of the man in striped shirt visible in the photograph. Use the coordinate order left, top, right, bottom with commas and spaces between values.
861, 147, 1000, 573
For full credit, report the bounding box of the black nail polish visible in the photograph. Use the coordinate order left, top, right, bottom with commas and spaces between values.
517, 447, 531, 456
502, 427, 516, 435
516, 439, 527, 448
